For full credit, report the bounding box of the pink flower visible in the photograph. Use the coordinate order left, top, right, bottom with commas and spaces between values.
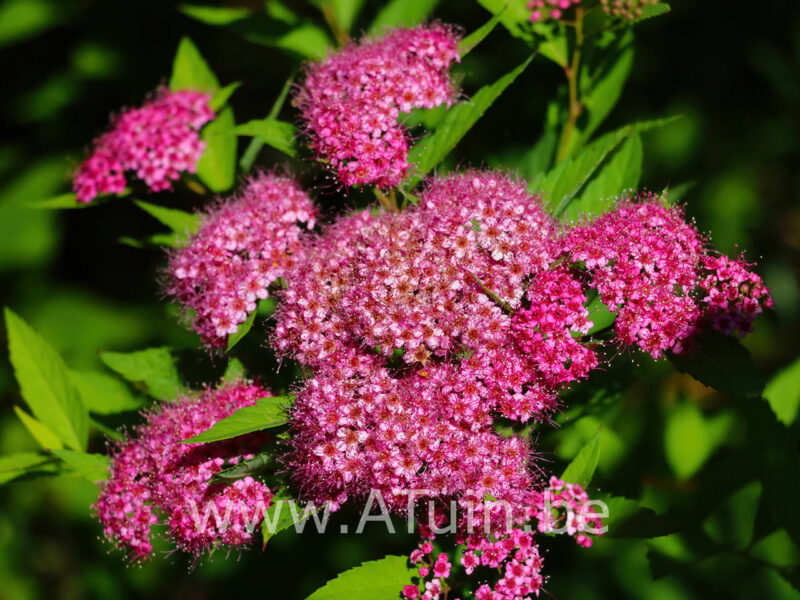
296, 25, 461, 188
166, 172, 317, 347
74, 88, 213, 203
403, 584, 420, 599
94, 382, 274, 560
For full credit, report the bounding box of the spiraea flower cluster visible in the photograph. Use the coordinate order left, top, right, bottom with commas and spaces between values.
296, 24, 461, 188
73, 88, 213, 203
94, 383, 274, 560
528, 0, 658, 22
527, 0, 581, 22
166, 173, 317, 347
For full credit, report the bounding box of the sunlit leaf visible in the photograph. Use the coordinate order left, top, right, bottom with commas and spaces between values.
305, 555, 415, 600
182, 396, 292, 443
763, 357, 800, 426
13, 406, 63, 450
169, 37, 220, 93
370, 0, 440, 32
100, 347, 182, 401
561, 429, 600, 487
52, 449, 109, 484
197, 107, 237, 192
232, 119, 298, 157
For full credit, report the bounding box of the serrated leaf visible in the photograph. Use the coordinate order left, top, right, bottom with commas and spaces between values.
406, 56, 533, 188
763, 357, 800, 426
182, 396, 292, 443
52, 449, 109, 484
563, 131, 642, 221
14, 406, 63, 450
5, 307, 87, 450
369, 0, 440, 32
100, 347, 182, 401
134, 200, 200, 237
70, 369, 146, 415
179, 4, 251, 26
197, 106, 237, 192
669, 331, 764, 397
305, 555, 415, 600
261, 496, 319, 546
169, 37, 220, 94
232, 119, 297, 157
459, 9, 504, 57
561, 429, 600, 487
214, 451, 272, 482
209, 82, 241, 111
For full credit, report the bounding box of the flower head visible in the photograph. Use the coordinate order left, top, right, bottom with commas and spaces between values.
296, 24, 461, 188
74, 88, 214, 203
166, 173, 317, 347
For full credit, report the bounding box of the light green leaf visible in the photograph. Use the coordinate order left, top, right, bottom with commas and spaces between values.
21, 189, 130, 209
179, 4, 251, 26
764, 357, 800, 426
197, 106, 237, 192
585, 295, 616, 334
134, 200, 200, 237
182, 396, 292, 443
0, 452, 59, 485
326, 0, 366, 34
406, 56, 533, 188
169, 37, 219, 93
227, 310, 257, 352
100, 347, 182, 401
561, 430, 600, 487
70, 369, 146, 415
370, 0, 440, 32
209, 82, 241, 111
5, 307, 87, 450
222, 358, 246, 383
306, 555, 415, 600
52, 449, 109, 483
236, 19, 331, 59
232, 119, 297, 157
664, 403, 734, 479
475, 0, 532, 42
669, 331, 764, 397
459, 9, 504, 57
262, 496, 318, 545
13, 406, 63, 450
564, 131, 642, 221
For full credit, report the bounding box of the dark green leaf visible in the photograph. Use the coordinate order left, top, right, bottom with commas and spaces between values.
182, 396, 292, 443
179, 4, 251, 26
669, 331, 764, 397
213, 451, 272, 482
406, 56, 533, 188
197, 106, 237, 192
369, 0, 440, 32
262, 496, 319, 546
226, 310, 257, 352
5, 307, 87, 450
475, 0, 532, 43
100, 347, 182, 401
305, 555, 415, 600
459, 9, 504, 57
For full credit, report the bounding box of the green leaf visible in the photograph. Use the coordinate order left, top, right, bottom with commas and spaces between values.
52, 449, 109, 484
232, 119, 297, 158
406, 56, 533, 188
305, 555, 415, 600
214, 451, 272, 481
182, 396, 292, 443
669, 331, 764, 397
635, 3, 671, 24
0, 452, 59, 485
70, 369, 146, 415
664, 403, 733, 479
5, 307, 87, 450
261, 495, 319, 546
179, 4, 251, 26
209, 82, 241, 112
561, 429, 600, 487
100, 347, 182, 401
169, 37, 220, 93
134, 200, 200, 236
586, 295, 616, 334
222, 358, 246, 383
227, 310, 257, 352
20, 189, 130, 209
475, 0, 532, 42
13, 405, 63, 450
564, 131, 642, 221
763, 357, 800, 426
326, 0, 366, 34
369, 0, 440, 32
230, 17, 331, 59
459, 9, 504, 57
197, 106, 237, 192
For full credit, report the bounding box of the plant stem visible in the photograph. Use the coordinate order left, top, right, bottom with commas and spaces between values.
556, 6, 585, 163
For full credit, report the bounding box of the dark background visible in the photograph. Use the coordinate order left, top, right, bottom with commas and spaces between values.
0, 0, 798, 598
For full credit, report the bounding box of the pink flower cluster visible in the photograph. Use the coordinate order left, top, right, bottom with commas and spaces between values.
166, 173, 317, 347
528, 0, 658, 22
530, 476, 605, 548
296, 24, 461, 188
699, 254, 774, 337
565, 197, 706, 358
73, 88, 214, 203
94, 383, 274, 560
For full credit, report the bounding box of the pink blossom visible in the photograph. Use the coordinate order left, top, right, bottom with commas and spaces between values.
296, 24, 461, 188
74, 88, 213, 203
94, 382, 274, 560
166, 173, 317, 347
